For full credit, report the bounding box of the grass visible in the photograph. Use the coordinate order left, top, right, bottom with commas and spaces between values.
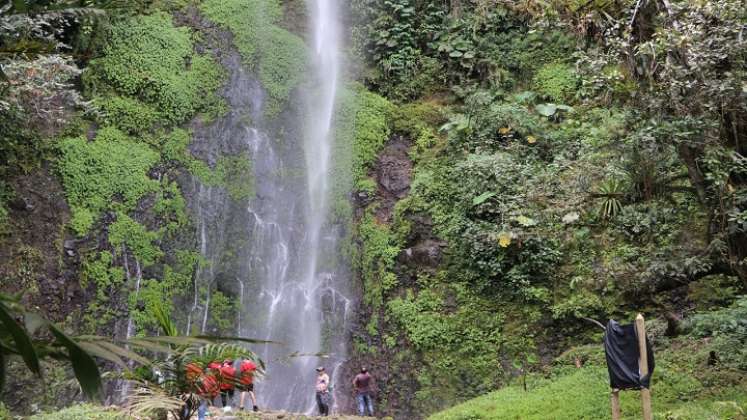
27, 404, 125, 420
429, 352, 747, 420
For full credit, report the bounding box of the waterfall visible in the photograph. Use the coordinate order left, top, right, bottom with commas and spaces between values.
187, 0, 350, 412
249, 0, 349, 412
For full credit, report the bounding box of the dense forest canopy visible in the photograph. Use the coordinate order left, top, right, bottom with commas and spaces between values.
0, 0, 746, 418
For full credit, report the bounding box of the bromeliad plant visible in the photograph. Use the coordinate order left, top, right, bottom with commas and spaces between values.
125, 342, 264, 420
124, 306, 266, 420
593, 178, 626, 220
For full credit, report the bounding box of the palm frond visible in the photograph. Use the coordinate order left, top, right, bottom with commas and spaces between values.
126, 382, 186, 418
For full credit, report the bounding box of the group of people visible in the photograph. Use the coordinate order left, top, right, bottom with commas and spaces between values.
183, 358, 258, 420
184, 360, 376, 418
315, 366, 376, 417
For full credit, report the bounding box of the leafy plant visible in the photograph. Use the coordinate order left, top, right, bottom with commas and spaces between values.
594, 178, 625, 219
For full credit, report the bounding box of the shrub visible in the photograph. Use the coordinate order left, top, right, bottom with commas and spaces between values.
684, 297, 747, 370
533, 62, 579, 103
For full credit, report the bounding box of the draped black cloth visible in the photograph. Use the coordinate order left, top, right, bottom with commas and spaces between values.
603, 319, 655, 390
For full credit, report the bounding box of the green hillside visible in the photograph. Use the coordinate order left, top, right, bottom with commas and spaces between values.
430, 300, 747, 420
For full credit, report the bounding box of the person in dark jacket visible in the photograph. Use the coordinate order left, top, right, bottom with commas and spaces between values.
352, 367, 375, 416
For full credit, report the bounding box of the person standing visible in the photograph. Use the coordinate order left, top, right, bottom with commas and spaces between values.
238, 358, 259, 412
189, 362, 219, 420
315, 366, 330, 416
353, 367, 375, 416
219, 359, 237, 412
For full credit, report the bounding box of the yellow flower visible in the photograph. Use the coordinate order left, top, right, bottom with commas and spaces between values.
499, 127, 511, 135
498, 231, 511, 248
526, 135, 537, 144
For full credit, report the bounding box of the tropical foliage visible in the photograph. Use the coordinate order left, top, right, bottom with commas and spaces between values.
1, 0, 746, 418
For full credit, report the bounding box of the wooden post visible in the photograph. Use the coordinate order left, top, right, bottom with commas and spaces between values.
636, 314, 653, 420
610, 388, 621, 420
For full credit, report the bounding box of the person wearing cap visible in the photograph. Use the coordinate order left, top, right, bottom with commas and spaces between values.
352, 367, 375, 416
315, 366, 330, 416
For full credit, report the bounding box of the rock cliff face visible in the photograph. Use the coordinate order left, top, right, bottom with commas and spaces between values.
0, 168, 76, 319
345, 133, 447, 419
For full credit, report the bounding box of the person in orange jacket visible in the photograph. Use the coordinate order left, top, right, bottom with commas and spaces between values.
238, 359, 259, 412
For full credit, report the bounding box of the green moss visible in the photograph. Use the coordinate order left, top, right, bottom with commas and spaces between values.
86, 12, 225, 127
357, 211, 401, 309
108, 212, 163, 267
199, 0, 283, 60
69, 207, 95, 236
97, 96, 162, 134
80, 251, 125, 331
200, 0, 306, 117
350, 88, 395, 183
331, 85, 394, 221
153, 178, 190, 234
215, 154, 255, 201
58, 127, 160, 236
258, 26, 307, 116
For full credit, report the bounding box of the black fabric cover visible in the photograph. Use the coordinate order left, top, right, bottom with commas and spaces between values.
603, 319, 655, 390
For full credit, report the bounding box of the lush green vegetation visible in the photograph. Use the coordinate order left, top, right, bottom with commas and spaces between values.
200, 0, 307, 117
86, 12, 226, 127
331, 85, 395, 222
348, 0, 747, 416
1, 0, 746, 418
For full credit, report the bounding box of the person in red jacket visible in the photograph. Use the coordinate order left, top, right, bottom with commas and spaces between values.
182, 361, 219, 420
219, 359, 237, 412
238, 359, 259, 412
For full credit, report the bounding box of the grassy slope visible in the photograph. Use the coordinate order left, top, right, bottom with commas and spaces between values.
429, 345, 747, 420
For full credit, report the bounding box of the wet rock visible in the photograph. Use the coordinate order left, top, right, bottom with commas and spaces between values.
376, 140, 411, 198
372, 136, 413, 222
398, 240, 446, 268
9, 196, 34, 211
354, 190, 373, 207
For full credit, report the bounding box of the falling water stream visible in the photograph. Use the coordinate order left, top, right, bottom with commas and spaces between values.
187, 0, 350, 413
